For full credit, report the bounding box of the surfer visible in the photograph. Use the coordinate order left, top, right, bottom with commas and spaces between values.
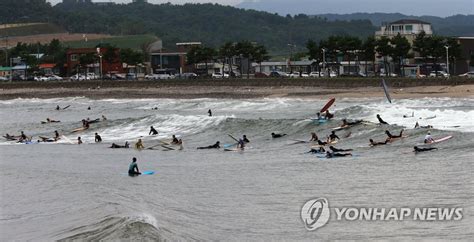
271, 133, 287, 138
326, 151, 352, 158
56, 105, 60, 110
317, 139, 328, 146
77, 136, 83, 144
4, 133, 18, 140
19, 131, 28, 142
110, 142, 129, 148
414, 122, 433, 129
369, 138, 388, 146
46, 118, 60, 123
208, 109, 212, 117
87, 106, 91, 110
135, 139, 144, 149
197, 141, 221, 149
237, 138, 245, 150
325, 110, 334, 120
128, 157, 141, 176
149, 126, 158, 135
171, 135, 179, 144
310, 132, 318, 141
424, 131, 435, 144
54, 130, 60, 141
94, 133, 102, 143
385, 129, 404, 140
414, 146, 438, 153
81, 119, 90, 129
329, 146, 353, 152
309, 146, 325, 153
102, 115, 107, 121
342, 119, 363, 126
328, 131, 340, 142
242, 135, 250, 143
376, 114, 389, 125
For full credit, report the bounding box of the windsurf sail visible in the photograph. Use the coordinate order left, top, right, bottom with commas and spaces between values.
381, 79, 392, 103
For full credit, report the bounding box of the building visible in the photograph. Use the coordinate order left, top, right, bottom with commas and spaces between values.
453, 37, 474, 75
0, 66, 12, 77
150, 42, 201, 74
62, 0, 92, 4
132, 0, 148, 3
376, 19, 433, 41
66, 48, 123, 76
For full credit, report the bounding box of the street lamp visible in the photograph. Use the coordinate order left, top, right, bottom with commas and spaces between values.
444, 45, 449, 76
321, 48, 326, 77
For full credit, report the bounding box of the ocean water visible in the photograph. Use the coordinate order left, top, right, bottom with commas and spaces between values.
0, 97, 473, 240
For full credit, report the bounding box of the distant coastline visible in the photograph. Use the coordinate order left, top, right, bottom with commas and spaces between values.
1, 78, 473, 100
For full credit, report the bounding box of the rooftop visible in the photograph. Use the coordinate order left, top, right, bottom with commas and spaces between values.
389, 19, 431, 25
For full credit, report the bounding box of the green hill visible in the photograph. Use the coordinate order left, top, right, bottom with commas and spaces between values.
0, 23, 65, 37
64, 35, 159, 50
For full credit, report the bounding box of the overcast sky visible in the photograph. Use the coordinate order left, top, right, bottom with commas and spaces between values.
46, 0, 474, 17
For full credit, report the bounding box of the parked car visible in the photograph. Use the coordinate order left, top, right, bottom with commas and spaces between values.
48, 74, 63, 81
459, 71, 474, 78
0, 76, 8, 81
429, 71, 449, 77
126, 73, 137, 80
212, 72, 229, 79
301, 72, 309, 78
70, 74, 86, 81
309, 71, 324, 77
269, 71, 289, 78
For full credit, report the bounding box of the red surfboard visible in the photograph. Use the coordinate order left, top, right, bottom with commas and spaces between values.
320, 98, 336, 113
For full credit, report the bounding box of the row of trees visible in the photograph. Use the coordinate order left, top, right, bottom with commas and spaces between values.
187, 41, 269, 78
306, 32, 462, 76
0, 40, 145, 76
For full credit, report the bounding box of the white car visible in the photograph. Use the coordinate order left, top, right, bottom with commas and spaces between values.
70, 74, 86, 81
0, 76, 8, 81
48, 75, 63, 81
459, 71, 474, 78
289, 72, 300, 78
429, 71, 449, 77
309, 71, 324, 77
212, 73, 229, 79
301, 72, 309, 78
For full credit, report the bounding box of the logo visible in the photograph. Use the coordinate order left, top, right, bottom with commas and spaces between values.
301, 198, 330, 231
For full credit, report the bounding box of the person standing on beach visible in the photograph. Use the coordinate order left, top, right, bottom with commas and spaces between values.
376, 114, 389, 125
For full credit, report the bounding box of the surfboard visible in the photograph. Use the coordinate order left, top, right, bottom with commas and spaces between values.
142, 171, 155, 175
311, 118, 328, 123
224, 148, 243, 152
87, 118, 101, 124
332, 125, 349, 131
424, 135, 453, 144
71, 127, 87, 133
63, 105, 71, 110
381, 79, 392, 103
320, 98, 336, 113
327, 140, 338, 144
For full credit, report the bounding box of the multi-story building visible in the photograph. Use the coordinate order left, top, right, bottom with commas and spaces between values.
375, 19, 433, 42
66, 48, 123, 76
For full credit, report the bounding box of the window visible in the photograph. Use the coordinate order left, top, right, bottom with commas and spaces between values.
71, 54, 78, 61
405, 25, 413, 32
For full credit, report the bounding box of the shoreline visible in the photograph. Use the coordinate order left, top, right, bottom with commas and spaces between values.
1, 79, 473, 100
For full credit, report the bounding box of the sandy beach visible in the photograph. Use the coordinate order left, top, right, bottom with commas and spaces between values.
1, 79, 473, 100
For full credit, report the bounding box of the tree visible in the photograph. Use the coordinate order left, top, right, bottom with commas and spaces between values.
413, 31, 430, 63
235, 41, 255, 79
445, 38, 462, 74
361, 36, 376, 76
218, 42, 236, 77
253, 44, 270, 74
306, 39, 321, 74
376, 36, 393, 76
390, 33, 411, 76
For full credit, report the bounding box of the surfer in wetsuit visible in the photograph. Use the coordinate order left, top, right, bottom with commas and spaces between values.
271, 132, 287, 138
376, 114, 389, 125
385, 129, 404, 140
369, 139, 388, 146
94, 133, 102, 143
171, 135, 179, 144
149, 126, 158, 135
329, 146, 353, 152
317, 139, 328, 146
237, 139, 245, 150
208, 109, 212, 117
325, 110, 334, 120
110, 141, 129, 148
135, 139, 144, 149
19, 131, 28, 142
326, 151, 352, 158
102, 115, 107, 121
56, 105, 60, 110
424, 131, 435, 144
342, 119, 363, 126
328, 131, 339, 143
415, 122, 433, 129
310, 132, 318, 141
242, 135, 250, 143
128, 157, 141, 176
309, 146, 325, 153
77, 136, 83, 144
197, 141, 221, 149
54, 130, 60, 141
414, 146, 438, 153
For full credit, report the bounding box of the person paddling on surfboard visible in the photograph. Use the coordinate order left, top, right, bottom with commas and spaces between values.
308, 146, 325, 154
271, 132, 287, 138
326, 151, 352, 158
310, 132, 318, 141
197, 141, 221, 149
376, 114, 389, 125
329, 146, 352, 152
424, 131, 435, 144
149, 126, 158, 135
110, 141, 129, 148
128, 157, 141, 176
385, 129, 404, 141
342, 119, 363, 127
369, 138, 388, 146
414, 146, 438, 153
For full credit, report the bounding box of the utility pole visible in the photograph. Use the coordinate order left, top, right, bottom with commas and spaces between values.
322, 48, 326, 77
444, 45, 450, 76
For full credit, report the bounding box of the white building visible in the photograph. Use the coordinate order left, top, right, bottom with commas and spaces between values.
375, 19, 433, 40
